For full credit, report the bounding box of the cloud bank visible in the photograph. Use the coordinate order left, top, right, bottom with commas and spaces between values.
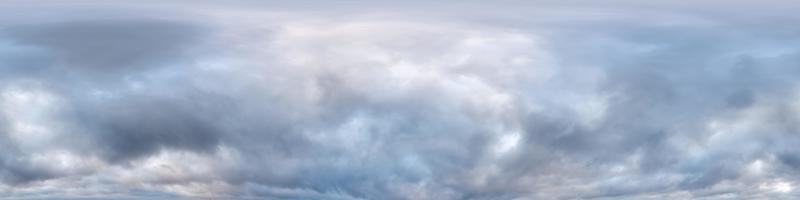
2, 1, 800, 199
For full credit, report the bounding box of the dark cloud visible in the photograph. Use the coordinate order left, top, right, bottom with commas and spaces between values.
87, 96, 224, 163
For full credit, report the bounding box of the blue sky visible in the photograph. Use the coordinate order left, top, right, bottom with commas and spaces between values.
1, 1, 800, 199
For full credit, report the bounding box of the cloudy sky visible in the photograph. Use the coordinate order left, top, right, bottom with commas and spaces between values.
2, 0, 800, 199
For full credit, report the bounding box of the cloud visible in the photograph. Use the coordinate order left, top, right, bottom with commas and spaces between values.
2, 1, 800, 199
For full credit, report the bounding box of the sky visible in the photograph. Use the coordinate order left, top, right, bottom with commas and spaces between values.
2, 0, 800, 199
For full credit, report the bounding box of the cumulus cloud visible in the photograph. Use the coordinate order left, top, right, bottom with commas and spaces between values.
2, 1, 800, 199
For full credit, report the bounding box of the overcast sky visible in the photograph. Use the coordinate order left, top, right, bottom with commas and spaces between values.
2, 1, 800, 199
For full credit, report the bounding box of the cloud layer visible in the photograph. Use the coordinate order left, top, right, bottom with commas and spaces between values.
2, 1, 800, 199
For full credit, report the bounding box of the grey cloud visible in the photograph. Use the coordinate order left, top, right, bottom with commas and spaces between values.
5, 19, 202, 71
0, 18, 207, 86
86, 96, 224, 163
0, 17, 216, 183
543, 18, 800, 197
3, 1, 800, 200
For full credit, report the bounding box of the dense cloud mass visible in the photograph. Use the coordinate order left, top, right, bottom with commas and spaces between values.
2, 0, 800, 199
